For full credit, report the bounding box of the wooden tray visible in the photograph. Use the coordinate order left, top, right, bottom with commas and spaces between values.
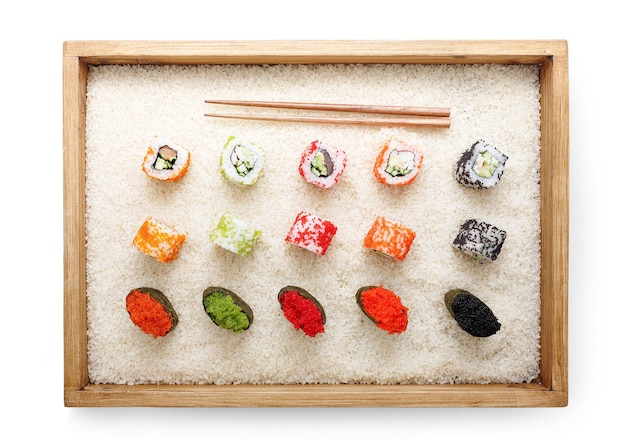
63, 40, 568, 407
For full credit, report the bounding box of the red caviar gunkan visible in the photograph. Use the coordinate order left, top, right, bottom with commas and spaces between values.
278, 286, 326, 337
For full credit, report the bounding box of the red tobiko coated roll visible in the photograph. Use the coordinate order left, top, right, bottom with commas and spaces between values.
285, 211, 337, 256
298, 140, 347, 189
278, 286, 326, 337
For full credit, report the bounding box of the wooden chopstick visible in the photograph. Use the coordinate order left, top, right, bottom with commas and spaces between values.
204, 112, 450, 128
205, 99, 450, 118
204, 99, 451, 128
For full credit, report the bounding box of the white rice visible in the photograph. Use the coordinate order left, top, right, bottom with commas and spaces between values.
85, 63, 541, 385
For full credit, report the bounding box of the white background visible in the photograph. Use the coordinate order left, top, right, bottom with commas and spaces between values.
2, 1, 621, 440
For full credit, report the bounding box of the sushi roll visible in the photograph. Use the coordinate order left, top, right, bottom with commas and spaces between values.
125, 287, 179, 338
445, 289, 501, 337
373, 139, 424, 186
363, 216, 416, 261
202, 287, 254, 333
452, 218, 507, 263
454, 139, 508, 189
141, 136, 191, 182
356, 286, 409, 334
219, 136, 264, 186
298, 140, 347, 189
209, 212, 261, 257
285, 210, 337, 256
132, 217, 187, 263
278, 286, 326, 337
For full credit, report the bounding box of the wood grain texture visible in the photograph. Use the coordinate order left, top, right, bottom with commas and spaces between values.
63, 40, 568, 407
63, 54, 89, 391
539, 49, 569, 401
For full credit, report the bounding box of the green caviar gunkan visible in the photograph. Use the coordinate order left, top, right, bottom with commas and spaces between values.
203, 288, 253, 333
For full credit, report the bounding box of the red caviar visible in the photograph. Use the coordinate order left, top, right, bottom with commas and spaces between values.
279, 290, 325, 337
360, 286, 409, 334
126, 290, 174, 338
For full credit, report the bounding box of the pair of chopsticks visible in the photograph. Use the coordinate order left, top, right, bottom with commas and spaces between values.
204, 99, 450, 128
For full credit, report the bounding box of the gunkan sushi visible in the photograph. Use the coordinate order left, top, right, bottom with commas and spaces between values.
126, 287, 179, 338
202, 286, 254, 333
219, 136, 264, 185
356, 285, 409, 334
142, 136, 191, 182
298, 140, 347, 189
285, 210, 337, 256
278, 286, 326, 337
454, 139, 508, 189
452, 218, 506, 263
445, 289, 501, 337
363, 216, 416, 261
209, 212, 261, 257
373, 139, 424, 186
132, 217, 187, 263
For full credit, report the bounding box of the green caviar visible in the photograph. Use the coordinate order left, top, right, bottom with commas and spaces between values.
230, 144, 257, 177
385, 149, 415, 177
203, 290, 251, 333
311, 149, 333, 177
472, 150, 499, 178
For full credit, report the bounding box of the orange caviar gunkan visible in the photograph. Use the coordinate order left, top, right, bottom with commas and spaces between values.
126, 289, 177, 338
359, 285, 409, 334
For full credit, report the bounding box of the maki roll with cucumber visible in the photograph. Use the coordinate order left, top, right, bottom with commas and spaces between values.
373, 139, 424, 186
454, 139, 508, 189
356, 285, 409, 334
452, 218, 507, 263
278, 286, 326, 337
142, 136, 191, 182
203, 287, 253, 333
298, 140, 347, 189
219, 136, 264, 186
125, 287, 179, 338
445, 289, 501, 337
363, 216, 416, 261
209, 212, 262, 257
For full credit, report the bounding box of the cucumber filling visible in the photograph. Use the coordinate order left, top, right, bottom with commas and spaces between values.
153, 145, 177, 170
230, 144, 257, 177
310, 149, 334, 177
472, 150, 499, 178
385, 149, 415, 177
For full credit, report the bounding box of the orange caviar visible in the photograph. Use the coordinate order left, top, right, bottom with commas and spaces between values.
363, 216, 416, 261
132, 217, 186, 263
359, 286, 409, 334
126, 289, 174, 338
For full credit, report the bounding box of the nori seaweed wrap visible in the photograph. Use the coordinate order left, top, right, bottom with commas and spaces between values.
278, 286, 326, 337
445, 289, 501, 337
202, 286, 254, 333
125, 287, 179, 339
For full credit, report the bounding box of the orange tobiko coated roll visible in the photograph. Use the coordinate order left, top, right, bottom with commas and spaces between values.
142, 136, 191, 182
373, 139, 424, 186
363, 216, 416, 261
132, 217, 187, 263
